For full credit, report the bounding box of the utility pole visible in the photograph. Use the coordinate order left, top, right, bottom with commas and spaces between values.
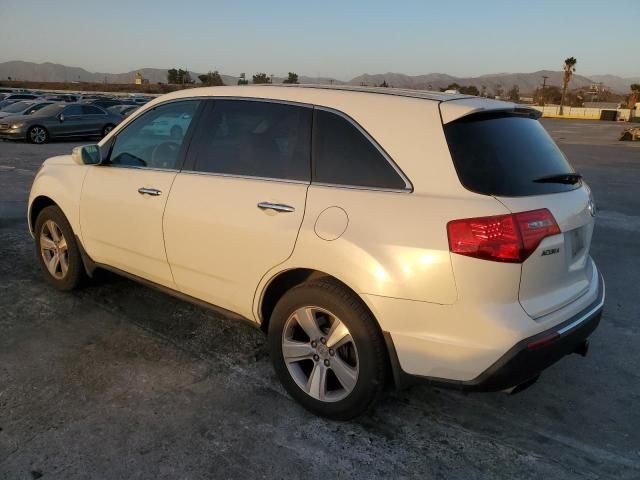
540, 75, 549, 105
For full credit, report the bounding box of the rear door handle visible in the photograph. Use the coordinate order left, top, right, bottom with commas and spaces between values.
257, 202, 295, 213
138, 187, 162, 196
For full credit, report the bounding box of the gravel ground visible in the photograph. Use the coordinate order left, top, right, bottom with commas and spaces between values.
0, 119, 639, 479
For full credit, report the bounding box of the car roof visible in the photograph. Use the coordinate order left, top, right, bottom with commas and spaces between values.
153, 84, 528, 124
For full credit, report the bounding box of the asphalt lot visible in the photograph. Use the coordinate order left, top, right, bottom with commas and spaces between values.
1, 119, 639, 479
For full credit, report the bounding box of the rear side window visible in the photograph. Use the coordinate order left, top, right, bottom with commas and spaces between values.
313, 109, 407, 190
190, 100, 312, 181
444, 112, 578, 196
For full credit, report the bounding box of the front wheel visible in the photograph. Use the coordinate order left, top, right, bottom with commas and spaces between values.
34, 206, 86, 290
28, 126, 49, 144
268, 279, 388, 420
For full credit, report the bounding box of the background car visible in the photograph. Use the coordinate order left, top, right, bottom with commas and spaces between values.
43, 94, 79, 103
0, 103, 121, 144
0, 100, 54, 119
85, 98, 133, 109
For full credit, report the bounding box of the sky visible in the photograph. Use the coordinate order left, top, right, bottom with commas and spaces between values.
1, 0, 638, 79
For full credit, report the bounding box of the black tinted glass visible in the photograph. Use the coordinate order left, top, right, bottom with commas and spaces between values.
313, 110, 406, 189
192, 100, 311, 181
64, 105, 83, 116
444, 112, 578, 196
83, 105, 105, 115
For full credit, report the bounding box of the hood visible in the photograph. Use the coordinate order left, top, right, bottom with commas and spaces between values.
0, 114, 34, 124
44, 154, 75, 166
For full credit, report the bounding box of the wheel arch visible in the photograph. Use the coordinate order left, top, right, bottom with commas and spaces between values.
258, 267, 401, 388
29, 195, 58, 235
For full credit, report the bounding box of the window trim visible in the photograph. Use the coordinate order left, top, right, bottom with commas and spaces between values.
312, 106, 413, 193
101, 98, 205, 172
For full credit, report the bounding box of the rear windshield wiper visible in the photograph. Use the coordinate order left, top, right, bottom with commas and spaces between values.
533, 173, 582, 184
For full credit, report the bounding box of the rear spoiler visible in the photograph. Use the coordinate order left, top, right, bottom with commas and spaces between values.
439, 97, 542, 124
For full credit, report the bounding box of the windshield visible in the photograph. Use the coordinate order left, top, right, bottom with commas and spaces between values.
32, 103, 66, 116
2, 101, 31, 113
444, 112, 579, 197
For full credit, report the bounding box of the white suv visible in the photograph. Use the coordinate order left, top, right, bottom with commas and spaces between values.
28, 85, 604, 419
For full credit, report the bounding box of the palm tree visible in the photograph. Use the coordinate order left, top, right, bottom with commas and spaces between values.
559, 57, 577, 115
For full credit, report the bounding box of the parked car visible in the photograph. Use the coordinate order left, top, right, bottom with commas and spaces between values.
107, 104, 139, 118
0, 100, 54, 119
27, 86, 604, 419
86, 99, 132, 109
2, 93, 39, 102
43, 94, 79, 103
0, 103, 121, 143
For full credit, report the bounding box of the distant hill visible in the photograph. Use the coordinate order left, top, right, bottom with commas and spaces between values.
349, 70, 599, 93
0, 60, 636, 93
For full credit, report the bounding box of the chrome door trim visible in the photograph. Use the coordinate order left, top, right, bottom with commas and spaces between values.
180, 169, 309, 185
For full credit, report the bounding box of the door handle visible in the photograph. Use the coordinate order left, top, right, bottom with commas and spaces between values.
138, 187, 162, 196
257, 202, 295, 213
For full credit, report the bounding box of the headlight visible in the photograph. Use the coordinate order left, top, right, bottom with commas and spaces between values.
10, 123, 24, 129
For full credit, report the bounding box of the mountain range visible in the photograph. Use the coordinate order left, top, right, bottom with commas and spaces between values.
1, 61, 638, 94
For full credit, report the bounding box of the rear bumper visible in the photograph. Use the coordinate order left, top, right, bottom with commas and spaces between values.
385, 274, 605, 391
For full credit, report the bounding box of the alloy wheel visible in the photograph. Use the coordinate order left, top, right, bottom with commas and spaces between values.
282, 306, 359, 402
40, 220, 69, 279
30, 127, 47, 144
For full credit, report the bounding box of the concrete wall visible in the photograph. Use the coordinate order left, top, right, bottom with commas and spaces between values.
529, 105, 632, 121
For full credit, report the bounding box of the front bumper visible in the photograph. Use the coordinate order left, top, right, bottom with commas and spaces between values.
0, 126, 27, 140
386, 274, 605, 391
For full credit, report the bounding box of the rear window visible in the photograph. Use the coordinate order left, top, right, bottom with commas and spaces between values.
444, 112, 579, 196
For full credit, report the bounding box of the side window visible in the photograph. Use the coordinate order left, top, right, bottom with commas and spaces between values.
313, 109, 407, 190
63, 105, 83, 116
190, 100, 311, 181
82, 105, 105, 115
108, 100, 200, 170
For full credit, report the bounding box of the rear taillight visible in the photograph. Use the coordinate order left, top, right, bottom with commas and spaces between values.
447, 208, 560, 263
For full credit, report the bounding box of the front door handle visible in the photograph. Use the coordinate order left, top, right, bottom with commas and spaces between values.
257, 202, 295, 213
138, 187, 162, 196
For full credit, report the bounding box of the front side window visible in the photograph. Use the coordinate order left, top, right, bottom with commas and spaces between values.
63, 105, 83, 116
82, 105, 105, 115
190, 100, 312, 181
107, 100, 200, 170
313, 109, 407, 190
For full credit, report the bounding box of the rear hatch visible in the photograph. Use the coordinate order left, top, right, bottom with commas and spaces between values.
443, 108, 596, 318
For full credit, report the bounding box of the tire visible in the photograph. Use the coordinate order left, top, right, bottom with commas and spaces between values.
102, 124, 115, 138
28, 125, 49, 144
34, 205, 86, 291
268, 279, 388, 420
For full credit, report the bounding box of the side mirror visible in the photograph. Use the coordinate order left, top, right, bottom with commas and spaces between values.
58, 114, 65, 123
71, 144, 101, 165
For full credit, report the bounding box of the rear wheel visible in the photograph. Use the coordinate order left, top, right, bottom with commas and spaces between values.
28, 126, 48, 144
268, 279, 388, 419
35, 206, 86, 290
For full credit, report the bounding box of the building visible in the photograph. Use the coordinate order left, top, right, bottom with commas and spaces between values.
134, 72, 149, 86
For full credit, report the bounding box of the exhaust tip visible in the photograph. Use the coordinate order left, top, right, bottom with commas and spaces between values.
573, 340, 590, 357
501, 375, 540, 395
